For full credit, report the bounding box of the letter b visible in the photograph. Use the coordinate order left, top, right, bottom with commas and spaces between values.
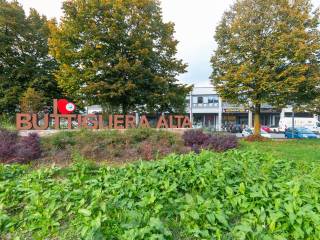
16, 114, 33, 130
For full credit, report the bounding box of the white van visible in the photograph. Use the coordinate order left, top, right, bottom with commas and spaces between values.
278, 111, 320, 133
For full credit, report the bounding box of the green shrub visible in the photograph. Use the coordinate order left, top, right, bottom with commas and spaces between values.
41, 129, 187, 164
0, 115, 15, 130
1, 150, 320, 239
48, 131, 77, 150
125, 128, 154, 143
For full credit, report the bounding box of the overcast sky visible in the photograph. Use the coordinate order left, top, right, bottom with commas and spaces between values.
18, 0, 320, 86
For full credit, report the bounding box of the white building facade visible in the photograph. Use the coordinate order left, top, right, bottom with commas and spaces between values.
187, 87, 281, 130
86, 86, 318, 131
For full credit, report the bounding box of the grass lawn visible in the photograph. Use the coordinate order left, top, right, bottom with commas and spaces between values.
240, 139, 320, 162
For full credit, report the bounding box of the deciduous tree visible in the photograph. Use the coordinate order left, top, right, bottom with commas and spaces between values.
297, 96, 320, 115
0, 1, 61, 115
211, 0, 320, 134
20, 87, 45, 113
49, 0, 191, 114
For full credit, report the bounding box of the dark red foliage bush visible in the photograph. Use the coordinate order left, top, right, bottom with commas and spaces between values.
182, 130, 209, 152
0, 129, 18, 161
203, 134, 238, 152
0, 129, 41, 164
15, 133, 41, 163
182, 130, 238, 153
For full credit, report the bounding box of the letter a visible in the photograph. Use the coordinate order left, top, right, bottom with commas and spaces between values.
156, 116, 169, 129
182, 116, 192, 128
139, 115, 150, 128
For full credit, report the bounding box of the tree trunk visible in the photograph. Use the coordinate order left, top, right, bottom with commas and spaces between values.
253, 105, 261, 135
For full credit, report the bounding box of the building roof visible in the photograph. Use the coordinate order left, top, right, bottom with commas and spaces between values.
191, 86, 217, 95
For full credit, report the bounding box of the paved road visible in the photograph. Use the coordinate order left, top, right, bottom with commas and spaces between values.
236, 133, 285, 139
270, 133, 286, 139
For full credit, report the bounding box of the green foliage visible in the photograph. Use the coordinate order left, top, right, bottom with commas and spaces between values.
20, 87, 46, 113
211, 0, 320, 133
49, 0, 191, 113
48, 131, 77, 150
1, 150, 320, 239
296, 97, 320, 115
0, 115, 15, 130
0, 1, 61, 114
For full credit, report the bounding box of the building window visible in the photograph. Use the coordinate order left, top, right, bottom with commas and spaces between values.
207, 95, 219, 107
193, 97, 198, 104
197, 97, 203, 104
284, 112, 314, 118
208, 96, 218, 104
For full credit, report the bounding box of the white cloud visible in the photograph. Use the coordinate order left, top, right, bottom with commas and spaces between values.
18, 0, 64, 20
161, 0, 235, 85
18, 0, 320, 86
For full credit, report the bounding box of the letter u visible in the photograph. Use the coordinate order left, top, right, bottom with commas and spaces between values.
32, 114, 49, 130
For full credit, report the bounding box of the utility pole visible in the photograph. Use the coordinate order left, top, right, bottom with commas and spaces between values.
292, 106, 295, 138
218, 97, 223, 131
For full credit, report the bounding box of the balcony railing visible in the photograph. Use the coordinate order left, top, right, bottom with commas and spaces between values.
186, 103, 219, 108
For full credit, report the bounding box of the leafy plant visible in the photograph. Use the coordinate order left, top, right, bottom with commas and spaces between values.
0, 115, 15, 130
1, 150, 320, 239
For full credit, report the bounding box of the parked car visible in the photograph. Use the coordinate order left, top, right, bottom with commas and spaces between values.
261, 126, 272, 133
284, 127, 318, 139
269, 125, 280, 133
227, 124, 244, 133
242, 128, 272, 138
279, 113, 320, 133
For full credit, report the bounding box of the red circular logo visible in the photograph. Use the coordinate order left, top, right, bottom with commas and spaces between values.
57, 99, 76, 114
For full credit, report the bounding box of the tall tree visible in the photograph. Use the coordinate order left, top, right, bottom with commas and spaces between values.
49, 0, 191, 114
20, 87, 45, 113
0, 1, 60, 115
25, 10, 61, 105
0, 0, 27, 114
211, 0, 320, 134
297, 97, 320, 115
